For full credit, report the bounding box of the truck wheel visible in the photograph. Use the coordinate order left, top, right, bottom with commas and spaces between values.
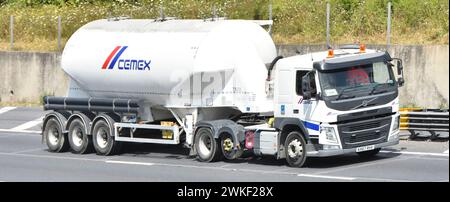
357, 148, 381, 158
220, 133, 243, 160
68, 118, 93, 154
194, 128, 221, 162
92, 119, 121, 156
44, 117, 69, 153
285, 131, 307, 167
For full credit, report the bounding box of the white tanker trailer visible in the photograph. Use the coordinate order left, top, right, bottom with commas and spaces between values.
42, 18, 405, 167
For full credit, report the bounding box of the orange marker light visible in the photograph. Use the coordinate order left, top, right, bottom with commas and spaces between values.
359, 44, 366, 53
327, 49, 334, 58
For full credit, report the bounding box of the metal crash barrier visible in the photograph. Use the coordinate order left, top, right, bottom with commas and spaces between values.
400, 108, 449, 140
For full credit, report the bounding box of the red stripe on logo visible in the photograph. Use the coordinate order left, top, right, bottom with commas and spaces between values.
102, 46, 122, 69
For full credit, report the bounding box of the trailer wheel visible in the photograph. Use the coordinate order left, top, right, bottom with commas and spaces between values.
194, 128, 221, 162
92, 119, 121, 156
285, 131, 307, 167
44, 117, 69, 153
68, 118, 93, 154
357, 148, 381, 158
220, 133, 243, 160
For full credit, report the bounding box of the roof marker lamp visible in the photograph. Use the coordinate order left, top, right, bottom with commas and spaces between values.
359, 44, 366, 53
327, 49, 334, 58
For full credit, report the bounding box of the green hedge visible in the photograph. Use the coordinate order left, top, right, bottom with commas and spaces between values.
0, 0, 448, 51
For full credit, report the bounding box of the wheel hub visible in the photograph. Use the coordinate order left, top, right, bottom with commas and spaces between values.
198, 134, 212, 156
223, 138, 233, 152
288, 139, 303, 158
96, 129, 109, 149
72, 127, 84, 147
48, 127, 60, 145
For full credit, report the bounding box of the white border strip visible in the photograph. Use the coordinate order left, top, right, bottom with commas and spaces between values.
105, 160, 155, 166
0, 107, 16, 115
381, 150, 449, 157
10, 116, 44, 131
444, 150, 449, 154
297, 174, 355, 181
0, 129, 41, 134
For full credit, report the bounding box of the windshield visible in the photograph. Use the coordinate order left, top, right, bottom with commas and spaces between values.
318, 62, 396, 99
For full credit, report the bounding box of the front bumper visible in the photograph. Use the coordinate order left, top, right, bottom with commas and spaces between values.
306, 135, 400, 157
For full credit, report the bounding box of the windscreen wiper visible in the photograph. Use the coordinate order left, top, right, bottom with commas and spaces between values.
369, 83, 388, 95
336, 86, 357, 100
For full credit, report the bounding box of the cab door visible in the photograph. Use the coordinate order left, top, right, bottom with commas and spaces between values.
274, 69, 294, 118
274, 68, 309, 119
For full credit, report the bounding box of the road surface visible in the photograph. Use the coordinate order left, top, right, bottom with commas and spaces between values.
0, 107, 448, 182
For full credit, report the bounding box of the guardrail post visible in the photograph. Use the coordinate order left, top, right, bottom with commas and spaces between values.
387, 1, 392, 49
10, 15, 14, 50
57, 16, 62, 51
268, 1, 273, 36
326, 1, 331, 49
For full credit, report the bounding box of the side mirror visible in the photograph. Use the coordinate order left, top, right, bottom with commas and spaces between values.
398, 77, 405, 87
397, 60, 403, 75
394, 59, 405, 87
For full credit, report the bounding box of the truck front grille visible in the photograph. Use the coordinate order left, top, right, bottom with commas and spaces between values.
348, 122, 381, 132
337, 116, 392, 149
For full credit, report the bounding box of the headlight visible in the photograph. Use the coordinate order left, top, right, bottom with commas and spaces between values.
392, 116, 400, 132
320, 127, 338, 144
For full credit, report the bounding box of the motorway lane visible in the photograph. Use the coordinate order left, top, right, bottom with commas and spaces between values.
0, 107, 448, 182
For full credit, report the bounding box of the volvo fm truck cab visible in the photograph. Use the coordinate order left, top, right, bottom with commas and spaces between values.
247, 45, 404, 167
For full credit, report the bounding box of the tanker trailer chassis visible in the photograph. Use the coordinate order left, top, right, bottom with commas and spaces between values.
42, 97, 183, 155
42, 96, 250, 159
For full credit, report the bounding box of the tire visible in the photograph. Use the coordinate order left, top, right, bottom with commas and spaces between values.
92, 119, 121, 156
220, 133, 243, 160
194, 128, 222, 162
68, 118, 93, 154
284, 131, 307, 167
44, 117, 69, 153
357, 148, 381, 158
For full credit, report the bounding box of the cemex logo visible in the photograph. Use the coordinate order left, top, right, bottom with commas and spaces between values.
102, 46, 151, 71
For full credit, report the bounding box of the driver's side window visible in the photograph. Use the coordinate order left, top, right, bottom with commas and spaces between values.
295, 70, 309, 95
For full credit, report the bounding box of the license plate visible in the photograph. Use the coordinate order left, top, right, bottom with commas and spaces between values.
356, 145, 375, 153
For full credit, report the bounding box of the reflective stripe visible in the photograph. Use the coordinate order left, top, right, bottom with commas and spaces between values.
304, 121, 320, 131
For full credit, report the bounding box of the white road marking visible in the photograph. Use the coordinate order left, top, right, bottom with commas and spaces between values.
105, 160, 155, 166
0, 107, 16, 115
11, 148, 45, 154
10, 116, 44, 131
380, 150, 449, 157
298, 174, 355, 181
0, 129, 41, 134
0, 151, 110, 163
444, 150, 449, 154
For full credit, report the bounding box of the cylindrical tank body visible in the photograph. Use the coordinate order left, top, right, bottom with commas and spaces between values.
62, 19, 277, 116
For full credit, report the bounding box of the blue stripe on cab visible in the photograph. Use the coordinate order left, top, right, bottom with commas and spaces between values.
304, 121, 320, 131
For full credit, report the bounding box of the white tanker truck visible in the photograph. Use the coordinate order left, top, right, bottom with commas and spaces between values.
42, 18, 405, 167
